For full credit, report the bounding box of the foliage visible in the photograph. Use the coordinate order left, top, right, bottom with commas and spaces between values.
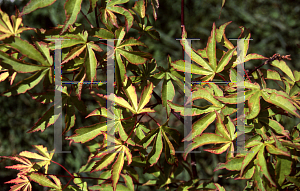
1, 0, 300, 190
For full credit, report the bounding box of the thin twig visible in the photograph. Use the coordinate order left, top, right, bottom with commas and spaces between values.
95, 5, 100, 28
80, 10, 94, 28
247, 53, 291, 76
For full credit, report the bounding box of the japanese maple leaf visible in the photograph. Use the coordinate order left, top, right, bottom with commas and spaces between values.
5, 174, 32, 191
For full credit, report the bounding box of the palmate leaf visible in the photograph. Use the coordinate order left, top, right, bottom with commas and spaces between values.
100, 0, 133, 32
27, 89, 87, 134
3, 37, 50, 67
86, 107, 135, 145
48, 30, 102, 82
98, 78, 155, 115
2, 156, 38, 175
0, 50, 48, 73
91, 141, 132, 191
112, 27, 150, 88
167, 87, 224, 117
138, 122, 180, 166
240, 138, 289, 187
1, 69, 49, 97
4, 174, 32, 191
19, 145, 54, 174
0, 9, 35, 40
216, 22, 267, 68
207, 111, 236, 159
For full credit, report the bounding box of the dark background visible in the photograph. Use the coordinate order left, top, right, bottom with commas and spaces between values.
0, 0, 299, 190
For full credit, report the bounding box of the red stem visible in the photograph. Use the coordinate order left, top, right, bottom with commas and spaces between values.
145, 113, 160, 127
95, 41, 115, 49
62, 177, 73, 190
51, 160, 74, 178
125, 115, 137, 143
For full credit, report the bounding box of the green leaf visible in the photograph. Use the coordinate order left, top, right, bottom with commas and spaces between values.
214, 157, 244, 171
137, 82, 153, 113
147, 129, 163, 166
271, 60, 295, 82
265, 144, 290, 157
184, 112, 217, 142
180, 27, 212, 71
215, 111, 230, 140
262, 92, 300, 118
61, 0, 83, 35
138, 128, 158, 148
256, 146, 276, 186
123, 78, 138, 111
225, 116, 236, 140
167, 100, 221, 116
191, 88, 224, 107
286, 176, 300, 188
34, 41, 52, 66
29, 173, 60, 189
184, 133, 229, 160
161, 73, 175, 116
216, 21, 232, 43
216, 47, 236, 73
47, 33, 87, 49
20, 0, 57, 16
206, 23, 217, 71
121, 174, 134, 191
171, 60, 212, 75
117, 49, 147, 65
1, 69, 48, 97
101, 78, 155, 114
118, 38, 146, 48
204, 142, 231, 154
85, 43, 98, 82
102, 0, 133, 32
0, 51, 47, 73
244, 53, 267, 62
132, 0, 145, 18
240, 143, 262, 176
66, 122, 107, 143
112, 148, 125, 191
92, 152, 118, 172
89, 184, 130, 191
62, 45, 86, 64
91, 28, 115, 39
4, 36, 50, 67
246, 91, 261, 119
87, 0, 98, 14
260, 69, 281, 81
26, 105, 60, 133
99, 93, 135, 114
259, 117, 290, 138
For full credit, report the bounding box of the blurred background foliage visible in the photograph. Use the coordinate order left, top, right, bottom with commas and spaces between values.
0, 0, 299, 190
